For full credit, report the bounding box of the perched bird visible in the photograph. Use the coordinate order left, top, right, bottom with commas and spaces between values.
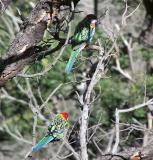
65, 14, 97, 73
32, 112, 69, 152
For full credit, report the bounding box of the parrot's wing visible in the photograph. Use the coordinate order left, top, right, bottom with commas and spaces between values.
32, 134, 54, 152
73, 27, 89, 42
65, 43, 86, 74
53, 129, 64, 140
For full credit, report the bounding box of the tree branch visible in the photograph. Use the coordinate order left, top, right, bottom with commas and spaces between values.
112, 99, 153, 154
80, 40, 107, 160
0, 0, 11, 11
0, 0, 80, 87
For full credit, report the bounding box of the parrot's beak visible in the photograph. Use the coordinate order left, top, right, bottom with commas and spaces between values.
90, 23, 95, 29
90, 19, 97, 29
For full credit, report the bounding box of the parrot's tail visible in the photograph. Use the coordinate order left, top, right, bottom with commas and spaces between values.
65, 48, 81, 74
32, 136, 54, 152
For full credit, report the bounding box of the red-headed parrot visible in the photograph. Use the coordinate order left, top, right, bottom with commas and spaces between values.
32, 112, 69, 152
65, 14, 97, 73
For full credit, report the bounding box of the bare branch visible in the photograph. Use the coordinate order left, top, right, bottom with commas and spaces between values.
1, 88, 28, 105
63, 139, 81, 160
0, 0, 11, 11
112, 99, 153, 154
3, 122, 32, 144
39, 83, 63, 111
122, 0, 142, 26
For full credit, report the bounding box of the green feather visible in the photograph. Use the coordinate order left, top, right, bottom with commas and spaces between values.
32, 113, 69, 152
65, 19, 92, 73
73, 27, 89, 42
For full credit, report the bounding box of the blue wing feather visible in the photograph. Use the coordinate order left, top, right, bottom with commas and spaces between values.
88, 28, 95, 42
65, 48, 81, 74
32, 135, 54, 152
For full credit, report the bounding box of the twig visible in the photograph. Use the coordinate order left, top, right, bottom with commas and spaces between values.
112, 99, 153, 154
112, 58, 133, 81
105, 128, 115, 153
118, 28, 134, 73
93, 138, 104, 155
3, 123, 32, 144
32, 113, 38, 145
122, 0, 142, 26
0, 0, 5, 11
39, 83, 63, 111
63, 139, 81, 160
1, 88, 28, 105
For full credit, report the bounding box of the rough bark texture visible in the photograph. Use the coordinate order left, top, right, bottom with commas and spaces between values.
0, 0, 11, 11
0, 0, 80, 87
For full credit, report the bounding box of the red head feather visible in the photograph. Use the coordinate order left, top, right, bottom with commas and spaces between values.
60, 112, 69, 121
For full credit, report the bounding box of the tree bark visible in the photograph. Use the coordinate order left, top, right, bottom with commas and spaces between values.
0, 0, 80, 87
0, 0, 11, 11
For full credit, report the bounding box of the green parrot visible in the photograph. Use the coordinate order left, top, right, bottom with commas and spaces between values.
65, 14, 97, 73
32, 112, 69, 152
